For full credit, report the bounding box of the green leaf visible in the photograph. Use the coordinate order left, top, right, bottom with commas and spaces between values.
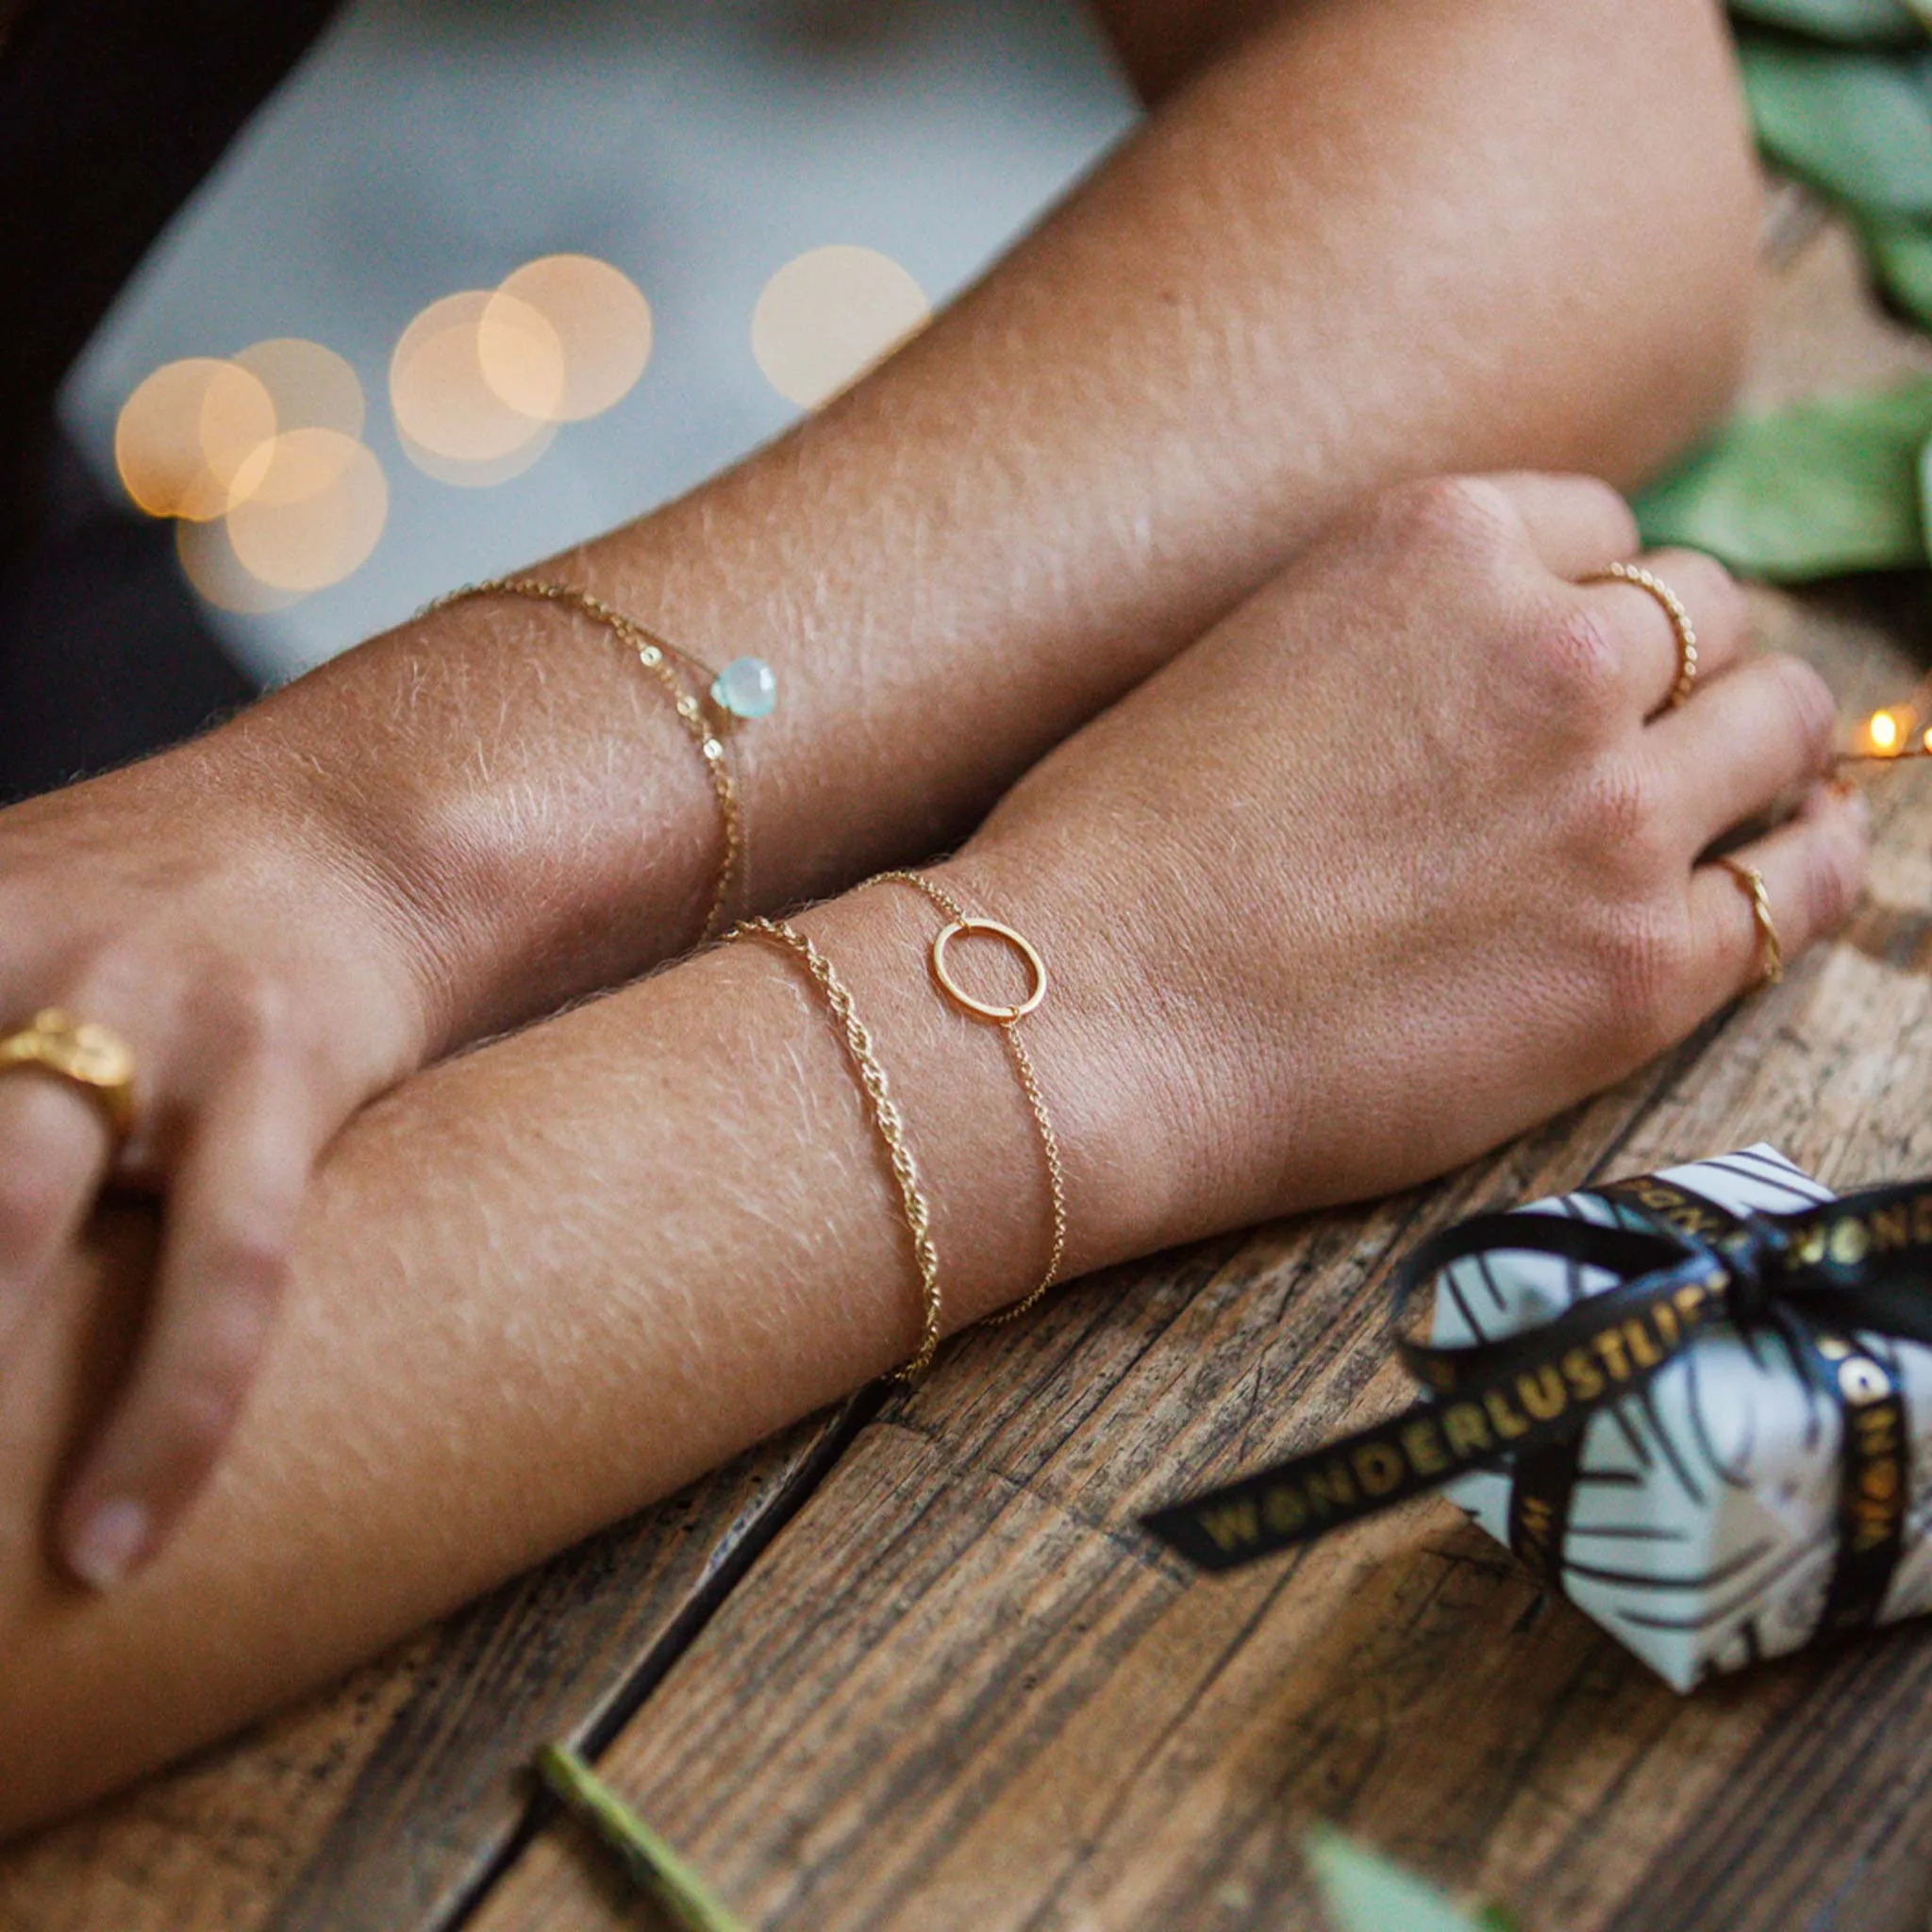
1731, 0, 1924, 43
1633, 378, 1932, 578
1740, 40, 1932, 212
535, 1744, 744, 1932
1305, 1827, 1492, 1932
1863, 213, 1932, 323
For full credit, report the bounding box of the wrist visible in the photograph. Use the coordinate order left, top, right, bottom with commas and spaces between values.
787, 852, 1191, 1330
219, 593, 724, 1058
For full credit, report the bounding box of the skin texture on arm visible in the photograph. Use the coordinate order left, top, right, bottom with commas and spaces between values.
0, 0, 1763, 1587
0, 475, 1866, 1833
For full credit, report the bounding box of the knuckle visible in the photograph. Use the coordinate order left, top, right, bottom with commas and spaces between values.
208, 971, 298, 1058
1797, 820, 1867, 938
1373, 475, 1521, 559
1532, 600, 1624, 718
1575, 758, 1670, 872
1763, 655, 1836, 770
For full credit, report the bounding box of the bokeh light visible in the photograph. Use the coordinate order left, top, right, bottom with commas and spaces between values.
225, 428, 387, 591
1869, 708, 1905, 753
491, 254, 652, 421
233, 338, 364, 441
751, 244, 929, 408
175, 516, 303, 614
391, 290, 564, 481
115, 358, 276, 521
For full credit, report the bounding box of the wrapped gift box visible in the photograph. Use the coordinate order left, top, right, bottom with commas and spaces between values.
1433, 1146, 1932, 1690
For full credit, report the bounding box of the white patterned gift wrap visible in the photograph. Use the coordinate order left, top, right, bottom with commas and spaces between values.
1435, 1146, 1932, 1691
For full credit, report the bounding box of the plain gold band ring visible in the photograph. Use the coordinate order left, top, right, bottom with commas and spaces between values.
0, 1008, 138, 1138
1717, 858, 1784, 989
1585, 559, 1699, 711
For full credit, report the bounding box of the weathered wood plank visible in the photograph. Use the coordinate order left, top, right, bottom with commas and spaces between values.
0, 1402, 863, 1932
468, 223, 1932, 1932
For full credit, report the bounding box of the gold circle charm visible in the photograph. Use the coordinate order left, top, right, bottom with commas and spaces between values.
929, 918, 1048, 1024
0, 1008, 138, 1138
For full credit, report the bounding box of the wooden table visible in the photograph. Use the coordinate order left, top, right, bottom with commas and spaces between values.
8, 217, 1932, 1932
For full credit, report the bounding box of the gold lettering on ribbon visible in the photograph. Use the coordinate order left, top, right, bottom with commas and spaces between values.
1829, 1218, 1871, 1268
1442, 1404, 1491, 1458
1561, 1348, 1605, 1402
1624, 1319, 1663, 1371
1402, 1419, 1450, 1476
1794, 1223, 1829, 1268
1262, 1486, 1307, 1536
1593, 1328, 1632, 1381
1198, 1497, 1261, 1553
1674, 1279, 1716, 1326
1914, 1195, 1932, 1244
1305, 1464, 1357, 1516
1517, 1365, 1567, 1423
1484, 1389, 1529, 1440
1871, 1203, 1910, 1253
1352, 1442, 1407, 1497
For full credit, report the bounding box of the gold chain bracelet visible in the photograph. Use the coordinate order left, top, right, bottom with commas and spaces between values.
421, 576, 776, 941
733, 916, 945, 1379
732, 875, 1068, 1384
874, 871, 1068, 1326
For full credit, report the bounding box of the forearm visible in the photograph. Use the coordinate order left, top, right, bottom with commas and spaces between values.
0, 861, 1155, 1831
235, 0, 1758, 1047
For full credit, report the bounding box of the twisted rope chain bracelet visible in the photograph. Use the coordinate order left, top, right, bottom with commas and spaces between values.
420, 576, 777, 941
732, 876, 1069, 1382
732, 916, 945, 1380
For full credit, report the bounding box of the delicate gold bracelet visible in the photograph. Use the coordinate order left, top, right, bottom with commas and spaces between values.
421, 576, 776, 941
733, 916, 945, 1380
732, 876, 1069, 1383
874, 871, 1068, 1326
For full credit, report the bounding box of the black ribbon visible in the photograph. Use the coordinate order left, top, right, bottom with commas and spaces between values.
1142, 1174, 1932, 1640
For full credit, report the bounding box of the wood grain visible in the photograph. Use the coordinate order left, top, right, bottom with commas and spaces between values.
0, 1403, 863, 1932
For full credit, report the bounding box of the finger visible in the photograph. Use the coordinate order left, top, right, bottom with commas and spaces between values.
0, 1074, 113, 1361
1683, 783, 1869, 1019
1482, 472, 1641, 579
58, 1068, 312, 1589
1576, 547, 1749, 717
1650, 652, 1837, 852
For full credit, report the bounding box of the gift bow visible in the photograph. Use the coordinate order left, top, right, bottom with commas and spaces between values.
1142, 1174, 1932, 1638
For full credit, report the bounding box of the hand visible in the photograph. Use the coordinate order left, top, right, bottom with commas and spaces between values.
959, 474, 1864, 1257
0, 744, 434, 1587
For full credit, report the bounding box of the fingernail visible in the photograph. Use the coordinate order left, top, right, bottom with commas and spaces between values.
66, 1498, 151, 1591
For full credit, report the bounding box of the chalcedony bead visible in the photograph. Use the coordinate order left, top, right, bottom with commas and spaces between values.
710, 656, 777, 720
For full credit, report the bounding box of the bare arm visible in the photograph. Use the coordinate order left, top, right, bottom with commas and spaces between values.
0, 0, 1761, 1582
0, 474, 1863, 1833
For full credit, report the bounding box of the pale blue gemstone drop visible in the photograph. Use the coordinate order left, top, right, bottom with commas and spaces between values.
710, 656, 777, 720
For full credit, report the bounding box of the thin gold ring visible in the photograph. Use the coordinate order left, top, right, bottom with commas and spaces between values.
1585, 559, 1699, 711
929, 918, 1049, 1024
1717, 858, 1784, 988
0, 1008, 137, 1138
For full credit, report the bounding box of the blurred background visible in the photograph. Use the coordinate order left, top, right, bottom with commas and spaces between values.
0, 0, 1138, 803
